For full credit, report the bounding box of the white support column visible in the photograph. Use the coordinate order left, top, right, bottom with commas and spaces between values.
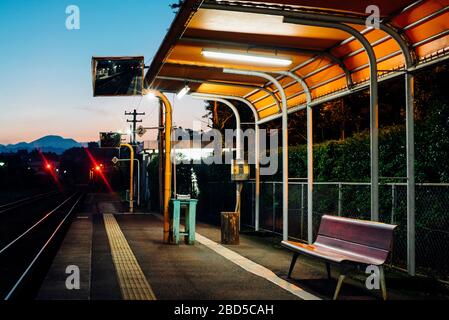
223, 69, 288, 241
283, 18, 379, 222
255, 123, 260, 231
406, 73, 416, 276
306, 105, 313, 243
275, 71, 313, 243
190, 93, 261, 231
190, 95, 243, 225
190, 96, 242, 158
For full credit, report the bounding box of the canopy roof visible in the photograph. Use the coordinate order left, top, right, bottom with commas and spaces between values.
145, 0, 449, 120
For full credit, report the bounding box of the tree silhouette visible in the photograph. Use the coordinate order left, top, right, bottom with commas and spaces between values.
169, 1, 184, 13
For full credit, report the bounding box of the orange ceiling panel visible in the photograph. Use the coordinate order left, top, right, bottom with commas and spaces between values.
196, 83, 254, 97
416, 35, 449, 59
404, 13, 449, 43
311, 77, 349, 98
393, 0, 449, 28
145, 0, 449, 120
294, 57, 336, 77
253, 95, 279, 111
287, 93, 307, 108
258, 106, 280, 119
189, 9, 350, 48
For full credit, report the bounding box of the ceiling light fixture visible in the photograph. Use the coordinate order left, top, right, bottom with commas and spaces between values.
177, 85, 190, 99
202, 49, 292, 67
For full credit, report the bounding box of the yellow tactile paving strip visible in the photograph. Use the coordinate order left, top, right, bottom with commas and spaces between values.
103, 214, 156, 300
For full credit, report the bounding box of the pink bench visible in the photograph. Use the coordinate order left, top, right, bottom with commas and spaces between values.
282, 215, 397, 300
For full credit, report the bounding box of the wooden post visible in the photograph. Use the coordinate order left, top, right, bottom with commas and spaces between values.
221, 212, 239, 245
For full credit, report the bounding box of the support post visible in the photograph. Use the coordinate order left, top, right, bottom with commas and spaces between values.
338, 183, 343, 217
158, 99, 164, 214
272, 182, 276, 233
275, 71, 313, 243
223, 69, 288, 241
406, 73, 416, 276
120, 144, 134, 213
255, 123, 260, 231
190, 96, 243, 228
190, 93, 261, 232
283, 18, 379, 222
301, 183, 305, 239
145, 90, 172, 244
307, 105, 313, 243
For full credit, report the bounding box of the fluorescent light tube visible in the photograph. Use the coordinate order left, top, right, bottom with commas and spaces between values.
202, 50, 292, 67
177, 85, 190, 99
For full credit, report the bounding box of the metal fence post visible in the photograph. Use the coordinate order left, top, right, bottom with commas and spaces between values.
301, 183, 305, 240
391, 184, 396, 224
338, 183, 343, 217
272, 182, 276, 233
251, 182, 255, 228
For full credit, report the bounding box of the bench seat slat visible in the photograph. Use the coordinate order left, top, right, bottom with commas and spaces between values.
315, 236, 390, 265
281, 215, 397, 266
318, 216, 396, 252
281, 240, 386, 265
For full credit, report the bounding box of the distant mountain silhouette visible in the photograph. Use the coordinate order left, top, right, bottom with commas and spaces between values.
0, 135, 82, 154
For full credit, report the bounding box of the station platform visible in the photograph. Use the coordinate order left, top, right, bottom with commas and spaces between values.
37, 193, 448, 300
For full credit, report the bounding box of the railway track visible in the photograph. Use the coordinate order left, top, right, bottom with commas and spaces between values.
0, 190, 85, 300
0, 191, 59, 214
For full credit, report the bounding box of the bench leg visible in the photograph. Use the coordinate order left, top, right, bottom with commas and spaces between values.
379, 266, 387, 300
287, 253, 299, 278
325, 262, 331, 280
333, 274, 346, 300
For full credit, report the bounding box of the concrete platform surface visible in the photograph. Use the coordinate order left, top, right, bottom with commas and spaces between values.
37, 193, 449, 301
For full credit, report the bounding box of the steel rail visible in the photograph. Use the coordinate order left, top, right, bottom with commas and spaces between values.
4, 192, 84, 300
0, 191, 59, 213
0, 192, 78, 255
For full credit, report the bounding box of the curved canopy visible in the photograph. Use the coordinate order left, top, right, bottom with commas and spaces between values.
145, 0, 449, 120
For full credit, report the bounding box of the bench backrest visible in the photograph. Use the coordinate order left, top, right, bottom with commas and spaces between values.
316, 215, 397, 264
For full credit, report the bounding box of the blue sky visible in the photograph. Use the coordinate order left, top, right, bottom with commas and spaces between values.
0, 0, 207, 144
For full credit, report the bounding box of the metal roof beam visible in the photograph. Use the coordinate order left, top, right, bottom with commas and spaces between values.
179, 37, 354, 89
155, 75, 281, 112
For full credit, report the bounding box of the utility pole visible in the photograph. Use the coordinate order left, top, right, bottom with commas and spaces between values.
125, 109, 145, 145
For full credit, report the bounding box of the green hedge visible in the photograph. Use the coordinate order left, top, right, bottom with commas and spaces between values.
287, 100, 449, 183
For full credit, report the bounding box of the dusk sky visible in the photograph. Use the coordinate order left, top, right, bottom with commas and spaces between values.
0, 0, 208, 145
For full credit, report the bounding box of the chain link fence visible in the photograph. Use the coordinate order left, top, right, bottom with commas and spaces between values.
200, 181, 449, 281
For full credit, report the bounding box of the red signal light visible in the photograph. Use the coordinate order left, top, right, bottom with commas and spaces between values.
46, 164, 52, 170
95, 165, 101, 171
